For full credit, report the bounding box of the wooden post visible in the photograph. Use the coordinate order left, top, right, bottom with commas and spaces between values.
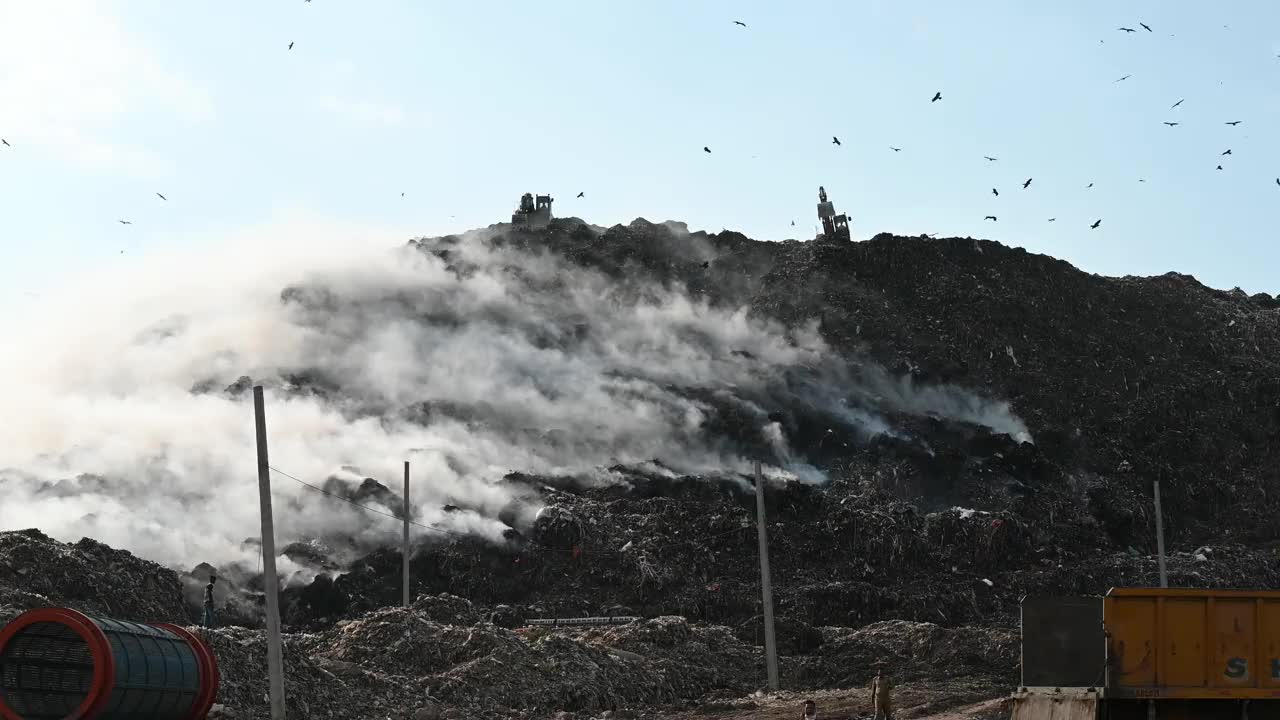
252, 386, 287, 719
754, 461, 780, 692
403, 460, 411, 608
1154, 479, 1168, 588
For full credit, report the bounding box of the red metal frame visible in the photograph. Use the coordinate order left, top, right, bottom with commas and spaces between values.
156, 623, 219, 720
0, 607, 116, 720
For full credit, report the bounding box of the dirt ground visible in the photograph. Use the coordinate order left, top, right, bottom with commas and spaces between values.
655, 685, 1009, 720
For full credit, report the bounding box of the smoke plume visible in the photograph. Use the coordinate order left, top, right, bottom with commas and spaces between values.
0, 217, 1031, 568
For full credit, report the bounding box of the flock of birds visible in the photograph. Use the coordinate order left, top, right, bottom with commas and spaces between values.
719, 17, 1279, 233
2, 10, 1278, 238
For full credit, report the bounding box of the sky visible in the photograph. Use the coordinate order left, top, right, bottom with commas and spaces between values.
1, 0, 1279, 323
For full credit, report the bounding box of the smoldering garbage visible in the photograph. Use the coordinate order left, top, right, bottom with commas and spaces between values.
3, 218, 1280, 717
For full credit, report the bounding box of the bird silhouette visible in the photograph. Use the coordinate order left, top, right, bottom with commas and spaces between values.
931, 92, 942, 102
889, 147, 902, 152
401, 192, 405, 197
156, 192, 167, 201
703, 146, 711, 153
992, 188, 999, 196
1115, 74, 1131, 82
1217, 165, 1224, 170
1022, 178, 1033, 189
1048, 218, 1056, 222
1140, 22, 1152, 32
701, 260, 710, 268
1086, 183, 1093, 188
984, 216, 997, 221
288, 42, 294, 50
118, 220, 132, 225
791, 221, 796, 226
1275, 178, 1279, 186
1163, 122, 1179, 127
1171, 99, 1184, 109
833, 136, 841, 146
984, 156, 997, 161
1, 139, 9, 147
1090, 219, 1101, 229
1119, 27, 1136, 33
733, 20, 746, 27
576, 191, 584, 198
1222, 149, 1232, 155
1226, 121, 1242, 126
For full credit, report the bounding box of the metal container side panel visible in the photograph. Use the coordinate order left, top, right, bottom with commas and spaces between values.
1210, 598, 1257, 689
1161, 599, 1207, 689
1021, 596, 1105, 688
1107, 596, 1158, 688
1263, 601, 1280, 689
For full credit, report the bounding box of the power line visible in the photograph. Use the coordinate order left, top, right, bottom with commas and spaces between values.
267, 461, 463, 535
266, 463, 754, 557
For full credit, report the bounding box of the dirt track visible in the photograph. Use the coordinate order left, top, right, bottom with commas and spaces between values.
657, 686, 1008, 720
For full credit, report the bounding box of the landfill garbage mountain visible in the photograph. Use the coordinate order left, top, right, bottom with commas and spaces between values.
2, 216, 1279, 718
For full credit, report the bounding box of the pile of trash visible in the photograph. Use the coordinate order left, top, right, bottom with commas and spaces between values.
202, 625, 423, 720
791, 620, 1018, 690
0, 528, 188, 626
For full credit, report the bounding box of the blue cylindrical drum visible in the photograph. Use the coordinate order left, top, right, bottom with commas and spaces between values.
0, 607, 218, 720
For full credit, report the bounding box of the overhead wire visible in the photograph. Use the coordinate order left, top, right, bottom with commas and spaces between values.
266, 464, 756, 557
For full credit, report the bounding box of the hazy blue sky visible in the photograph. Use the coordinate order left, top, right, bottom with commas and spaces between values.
2, 0, 1278, 317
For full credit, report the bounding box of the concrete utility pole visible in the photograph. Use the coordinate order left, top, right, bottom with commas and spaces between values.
403, 460, 411, 608
754, 461, 780, 692
1154, 479, 1168, 588
252, 386, 287, 720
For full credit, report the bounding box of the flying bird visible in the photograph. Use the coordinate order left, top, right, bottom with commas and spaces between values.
288, 42, 294, 50
1119, 27, 1136, 33
1222, 149, 1232, 155
1140, 22, 1152, 32
733, 20, 746, 27
1, 139, 9, 147
1226, 121, 1242, 126
1022, 177, 1032, 189
156, 192, 167, 201
889, 146, 902, 152
1114, 74, 1131, 82
1171, 99, 1184, 109
992, 188, 999, 196
703, 146, 711, 153
1275, 178, 1279, 186
1048, 218, 1056, 222
791, 221, 795, 226
1086, 183, 1093, 188
1090, 219, 1101, 229
984, 215, 997, 221
1163, 122, 1179, 127
833, 136, 841, 146
701, 260, 710, 268
931, 92, 942, 102
118, 220, 132, 225
1217, 165, 1223, 170
983, 156, 997, 161
576, 191, 584, 198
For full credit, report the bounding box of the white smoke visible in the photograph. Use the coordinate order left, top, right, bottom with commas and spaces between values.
0, 216, 1032, 568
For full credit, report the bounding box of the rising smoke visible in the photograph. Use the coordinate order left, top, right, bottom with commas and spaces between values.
0, 218, 1031, 569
